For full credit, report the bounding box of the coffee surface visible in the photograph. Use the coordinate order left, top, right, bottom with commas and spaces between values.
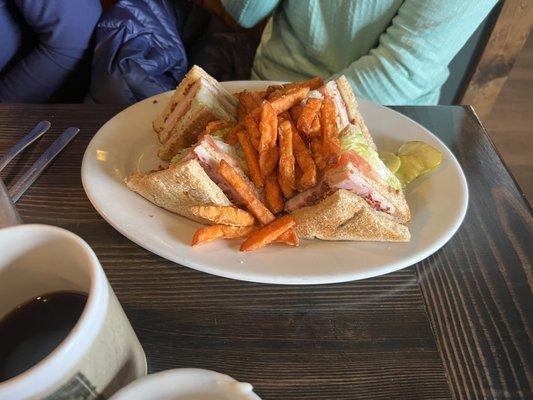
0, 291, 87, 383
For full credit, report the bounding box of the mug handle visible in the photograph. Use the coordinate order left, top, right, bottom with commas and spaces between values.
0, 179, 22, 228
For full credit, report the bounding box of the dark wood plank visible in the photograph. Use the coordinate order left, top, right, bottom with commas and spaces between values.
0, 104, 451, 399
459, 0, 533, 119
485, 34, 533, 203
393, 105, 532, 400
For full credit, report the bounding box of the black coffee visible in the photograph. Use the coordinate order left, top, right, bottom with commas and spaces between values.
0, 291, 87, 383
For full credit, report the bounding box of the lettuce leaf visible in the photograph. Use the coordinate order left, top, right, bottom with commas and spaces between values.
211, 128, 227, 140
339, 125, 368, 151
339, 126, 401, 190
170, 147, 191, 164
233, 143, 249, 175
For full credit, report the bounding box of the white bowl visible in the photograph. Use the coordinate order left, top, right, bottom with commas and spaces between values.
109, 368, 262, 400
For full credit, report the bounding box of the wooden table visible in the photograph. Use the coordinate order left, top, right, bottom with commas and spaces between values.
0, 104, 531, 400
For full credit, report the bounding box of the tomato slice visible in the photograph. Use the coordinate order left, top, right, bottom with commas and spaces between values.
334, 151, 380, 181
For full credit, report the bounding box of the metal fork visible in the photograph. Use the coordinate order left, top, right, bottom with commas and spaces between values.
0, 122, 80, 228
0, 120, 51, 172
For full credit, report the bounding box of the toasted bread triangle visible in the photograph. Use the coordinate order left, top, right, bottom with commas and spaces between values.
154, 65, 226, 135
125, 159, 231, 222
334, 78, 410, 223
335, 75, 376, 151
291, 189, 410, 242
158, 107, 218, 160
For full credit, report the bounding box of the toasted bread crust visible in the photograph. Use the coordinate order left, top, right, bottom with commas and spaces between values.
156, 81, 200, 144
291, 189, 410, 242
154, 65, 240, 163
125, 159, 231, 222
157, 108, 218, 160
153, 66, 208, 134
335, 76, 376, 150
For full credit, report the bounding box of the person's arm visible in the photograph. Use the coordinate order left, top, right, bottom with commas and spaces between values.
336, 0, 498, 105
0, 0, 24, 73
220, 0, 280, 29
0, 0, 101, 102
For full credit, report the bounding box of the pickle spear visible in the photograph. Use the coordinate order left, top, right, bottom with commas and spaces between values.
395, 154, 426, 187
398, 141, 442, 171
379, 151, 401, 173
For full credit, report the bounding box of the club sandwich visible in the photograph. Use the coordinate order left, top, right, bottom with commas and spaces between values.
286, 79, 411, 240
315, 75, 376, 150
153, 65, 238, 161
127, 67, 411, 244
125, 132, 257, 220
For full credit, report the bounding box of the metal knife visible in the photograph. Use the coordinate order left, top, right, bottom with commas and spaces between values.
9, 127, 80, 203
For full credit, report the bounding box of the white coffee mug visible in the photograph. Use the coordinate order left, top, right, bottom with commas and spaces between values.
0, 224, 147, 400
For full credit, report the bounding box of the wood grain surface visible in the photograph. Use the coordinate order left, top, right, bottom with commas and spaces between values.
0, 104, 530, 399
459, 0, 533, 119
392, 105, 532, 400
485, 33, 533, 203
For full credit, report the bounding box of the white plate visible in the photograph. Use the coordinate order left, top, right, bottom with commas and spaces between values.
82, 81, 468, 284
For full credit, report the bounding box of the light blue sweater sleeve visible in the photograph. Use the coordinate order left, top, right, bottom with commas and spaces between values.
337, 0, 498, 104
220, 0, 280, 29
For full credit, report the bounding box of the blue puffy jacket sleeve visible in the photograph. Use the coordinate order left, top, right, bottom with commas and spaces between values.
89, 0, 188, 104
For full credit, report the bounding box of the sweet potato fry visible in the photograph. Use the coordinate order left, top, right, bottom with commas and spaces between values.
283, 76, 324, 91
276, 229, 299, 246
250, 91, 263, 105
259, 102, 278, 177
239, 91, 262, 116
265, 172, 284, 214
236, 130, 264, 188
319, 95, 341, 165
244, 115, 261, 150
191, 225, 253, 246
265, 77, 322, 101
267, 88, 284, 101
269, 87, 310, 115
223, 219, 299, 246
294, 163, 305, 192
259, 102, 277, 151
322, 140, 341, 166
277, 120, 295, 198
308, 115, 321, 137
240, 215, 296, 251
204, 120, 232, 136
297, 98, 322, 134
289, 105, 303, 123
310, 138, 327, 170
253, 90, 268, 99
236, 100, 246, 121
260, 147, 279, 179
292, 128, 317, 189
237, 108, 247, 121
190, 205, 255, 227
226, 126, 239, 145
218, 160, 275, 225
278, 110, 292, 122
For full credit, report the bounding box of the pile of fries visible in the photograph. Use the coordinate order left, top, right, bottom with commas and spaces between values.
191, 77, 343, 251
